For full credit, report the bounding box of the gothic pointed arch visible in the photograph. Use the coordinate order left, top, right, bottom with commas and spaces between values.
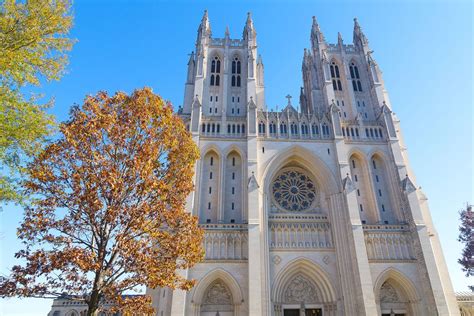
272, 257, 337, 307
329, 58, 343, 91
374, 268, 421, 315
348, 149, 379, 224
349, 59, 363, 92
369, 152, 399, 223
191, 268, 243, 315
224, 149, 243, 223
200, 147, 222, 223
261, 145, 339, 197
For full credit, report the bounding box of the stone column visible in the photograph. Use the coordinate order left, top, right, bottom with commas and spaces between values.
402, 176, 460, 315
342, 175, 378, 315
247, 171, 263, 315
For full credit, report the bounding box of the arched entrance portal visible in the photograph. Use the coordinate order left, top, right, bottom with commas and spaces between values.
374, 268, 421, 316
200, 279, 234, 316
272, 258, 337, 316
191, 268, 243, 316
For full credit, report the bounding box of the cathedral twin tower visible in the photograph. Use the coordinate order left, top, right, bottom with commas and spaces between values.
148, 11, 460, 316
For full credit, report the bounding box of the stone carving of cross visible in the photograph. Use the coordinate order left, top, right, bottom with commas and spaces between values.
286, 94, 292, 105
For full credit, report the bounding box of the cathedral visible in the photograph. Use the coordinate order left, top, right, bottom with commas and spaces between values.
147, 11, 461, 316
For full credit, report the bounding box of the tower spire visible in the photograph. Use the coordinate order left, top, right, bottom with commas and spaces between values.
353, 17, 369, 49
338, 32, 343, 46
197, 10, 211, 42
243, 12, 256, 43
311, 16, 325, 50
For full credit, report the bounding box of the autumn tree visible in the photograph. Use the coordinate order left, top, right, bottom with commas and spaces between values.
0, 88, 204, 315
458, 203, 473, 291
0, 0, 74, 202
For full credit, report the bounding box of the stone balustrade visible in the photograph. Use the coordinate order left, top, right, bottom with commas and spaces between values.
202, 225, 248, 261
269, 220, 333, 250
364, 229, 414, 261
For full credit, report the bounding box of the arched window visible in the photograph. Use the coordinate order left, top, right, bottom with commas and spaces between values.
322, 124, 330, 136
258, 121, 266, 134
270, 122, 276, 134
350, 62, 363, 92
242, 124, 245, 134
330, 61, 343, 91
231, 57, 242, 87
210, 56, 221, 86
202, 123, 206, 133
290, 122, 298, 135
312, 124, 319, 136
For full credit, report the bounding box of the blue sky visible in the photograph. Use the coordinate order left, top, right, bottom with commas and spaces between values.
1, 0, 472, 315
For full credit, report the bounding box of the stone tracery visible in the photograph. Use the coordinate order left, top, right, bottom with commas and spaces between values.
272, 168, 317, 212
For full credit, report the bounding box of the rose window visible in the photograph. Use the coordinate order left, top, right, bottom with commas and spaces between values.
272, 169, 317, 212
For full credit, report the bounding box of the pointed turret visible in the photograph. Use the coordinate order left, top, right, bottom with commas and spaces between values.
225, 26, 230, 38
243, 12, 257, 44
299, 86, 308, 114
353, 18, 369, 50
310, 16, 325, 49
337, 32, 343, 46
197, 10, 211, 43
256, 54, 265, 87
186, 51, 195, 84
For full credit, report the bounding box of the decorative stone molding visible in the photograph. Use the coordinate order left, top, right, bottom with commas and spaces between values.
269, 221, 333, 249
364, 230, 414, 261
203, 229, 248, 260
284, 274, 319, 303
203, 280, 232, 305
380, 282, 400, 303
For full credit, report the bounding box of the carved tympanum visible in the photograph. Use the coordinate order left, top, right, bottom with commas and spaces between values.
380, 282, 399, 303
284, 274, 319, 303
203, 280, 232, 305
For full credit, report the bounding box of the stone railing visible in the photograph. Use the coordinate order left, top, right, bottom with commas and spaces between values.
202, 224, 248, 260
269, 217, 333, 250
210, 38, 225, 46
364, 228, 414, 261
210, 38, 243, 47
341, 123, 386, 142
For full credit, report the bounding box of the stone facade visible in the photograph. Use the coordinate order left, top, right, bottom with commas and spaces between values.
148, 11, 460, 316
45, 12, 465, 316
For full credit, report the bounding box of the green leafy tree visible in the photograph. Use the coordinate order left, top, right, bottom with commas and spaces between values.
0, 0, 74, 202
458, 203, 473, 291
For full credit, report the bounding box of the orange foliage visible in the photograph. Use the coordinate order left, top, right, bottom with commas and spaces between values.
0, 88, 203, 315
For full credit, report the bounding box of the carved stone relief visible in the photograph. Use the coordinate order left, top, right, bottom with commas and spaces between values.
380, 282, 399, 303
284, 274, 319, 303
203, 280, 232, 305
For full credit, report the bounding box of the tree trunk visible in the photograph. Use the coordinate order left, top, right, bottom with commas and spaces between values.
87, 289, 101, 316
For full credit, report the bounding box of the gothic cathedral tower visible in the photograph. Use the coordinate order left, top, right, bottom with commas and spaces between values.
148, 12, 460, 316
